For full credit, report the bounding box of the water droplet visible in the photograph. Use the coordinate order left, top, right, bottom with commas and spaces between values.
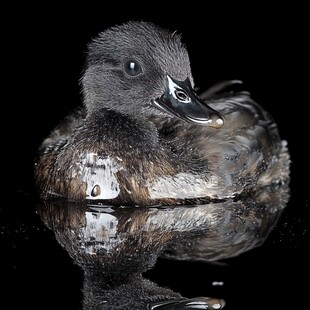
91, 184, 101, 197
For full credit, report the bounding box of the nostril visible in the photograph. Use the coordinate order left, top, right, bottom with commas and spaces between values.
175, 89, 189, 102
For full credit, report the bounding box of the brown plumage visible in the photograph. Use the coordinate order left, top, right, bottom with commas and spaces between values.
34, 21, 290, 206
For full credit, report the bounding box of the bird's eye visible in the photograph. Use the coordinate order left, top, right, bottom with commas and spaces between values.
124, 58, 142, 76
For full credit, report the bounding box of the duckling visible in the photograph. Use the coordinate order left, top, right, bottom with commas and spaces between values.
34, 21, 290, 205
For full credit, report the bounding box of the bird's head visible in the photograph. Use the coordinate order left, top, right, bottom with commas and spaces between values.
81, 21, 224, 128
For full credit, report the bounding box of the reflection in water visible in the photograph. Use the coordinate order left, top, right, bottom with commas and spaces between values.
36, 185, 290, 309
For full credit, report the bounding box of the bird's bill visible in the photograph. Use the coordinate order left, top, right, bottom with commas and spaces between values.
152, 75, 224, 128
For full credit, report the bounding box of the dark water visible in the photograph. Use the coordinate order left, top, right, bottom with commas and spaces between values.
1, 183, 309, 309
2, 5, 308, 309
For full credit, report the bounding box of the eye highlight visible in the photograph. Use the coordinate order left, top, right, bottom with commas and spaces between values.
124, 58, 142, 76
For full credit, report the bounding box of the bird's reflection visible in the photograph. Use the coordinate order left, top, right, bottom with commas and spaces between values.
36, 185, 290, 309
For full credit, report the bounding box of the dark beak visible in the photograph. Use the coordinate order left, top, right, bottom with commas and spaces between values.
153, 75, 224, 128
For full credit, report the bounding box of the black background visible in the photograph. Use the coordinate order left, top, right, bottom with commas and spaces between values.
1, 4, 309, 309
